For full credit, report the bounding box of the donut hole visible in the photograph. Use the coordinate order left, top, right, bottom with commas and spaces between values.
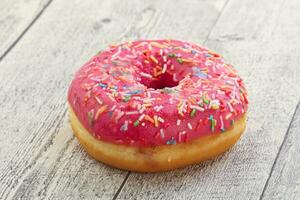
141, 72, 179, 90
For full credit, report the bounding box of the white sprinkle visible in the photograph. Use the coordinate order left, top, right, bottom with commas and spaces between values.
90, 77, 101, 82
160, 129, 165, 138
190, 105, 205, 111
142, 122, 145, 126
95, 96, 103, 105
187, 123, 193, 130
148, 43, 152, 51
159, 49, 163, 55
220, 116, 224, 130
162, 64, 167, 74
141, 72, 152, 79
154, 105, 163, 112
227, 102, 234, 112
158, 117, 165, 123
177, 119, 181, 126
163, 56, 167, 62
126, 111, 139, 115
110, 105, 117, 111
107, 94, 116, 102
138, 114, 145, 121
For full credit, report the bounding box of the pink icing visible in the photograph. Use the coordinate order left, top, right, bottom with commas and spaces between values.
68, 40, 248, 147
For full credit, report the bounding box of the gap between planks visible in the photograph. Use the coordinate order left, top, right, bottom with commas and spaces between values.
0, 0, 54, 62
259, 100, 300, 200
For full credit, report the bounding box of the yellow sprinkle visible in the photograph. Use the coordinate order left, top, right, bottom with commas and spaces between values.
150, 55, 158, 64
95, 105, 108, 120
181, 58, 193, 63
145, 115, 154, 124
211, 104, 220, 110
225, 113, 232, 120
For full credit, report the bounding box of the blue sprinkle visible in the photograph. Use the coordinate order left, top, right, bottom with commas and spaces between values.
191, 50, 197, 54
99, 83, 107, 88
166, 137, 177, 145
127, 90, 143, 95
192, 66, 207, 78
205, 53, 212, 57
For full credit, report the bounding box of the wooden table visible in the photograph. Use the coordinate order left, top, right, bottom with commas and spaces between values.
1, 0, 300, 199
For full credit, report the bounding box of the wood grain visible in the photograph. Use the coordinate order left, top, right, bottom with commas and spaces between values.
0, 0, 226, 199
0, 0, 52, 60
116, 0, 300, 199
261, 102, 300, 200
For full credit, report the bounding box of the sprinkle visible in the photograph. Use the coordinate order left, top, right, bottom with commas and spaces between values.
158, 116, 165, 123
145, 115, 154, 123
110, 105, 117, 111
95, 96, 103, 105
203, 97, 210, 105
134, 120, 140, 127
176, 57, 183, 64
154, 115, 159, 127
168, 53, 177, 58
127, 90, 143, 95
177, 119, 181, 126
190, 105, 205, 111
231, 119, 235, 126
107, 94, 116, 102
166, 137, 176, 145
123, 96, 131, 102
160, 129, 165, 138
87, 110, 94, 126
209, 115, 216, 132
95, 105, 108, 120
190, 108, 196, 117
162, 64, 167, 74
154, 105, 163, 112
227, 102, 234, 112
163, 56, 167, 62
126, 111, 139, 115
138, 114, 145, 121
140, 72, 152, 79
225, 113, 232, 120
98, 83, 107, 88
150, 55, 158, 64
220, 115, 225, 131
187, 123, 193, 130
120, 121, 128, 131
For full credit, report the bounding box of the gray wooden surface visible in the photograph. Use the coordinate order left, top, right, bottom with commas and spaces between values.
0, 0, 299, 199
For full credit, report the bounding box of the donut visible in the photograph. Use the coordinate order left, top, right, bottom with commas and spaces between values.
68, 39, 248, 172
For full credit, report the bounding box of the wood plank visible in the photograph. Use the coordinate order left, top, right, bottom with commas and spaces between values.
0, 0, 51, 60
0, 0, 226, 199
116, 0, 300, 199
261, 102, 300, 200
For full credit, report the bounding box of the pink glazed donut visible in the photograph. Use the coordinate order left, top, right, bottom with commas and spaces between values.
68, 39, 248, 172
